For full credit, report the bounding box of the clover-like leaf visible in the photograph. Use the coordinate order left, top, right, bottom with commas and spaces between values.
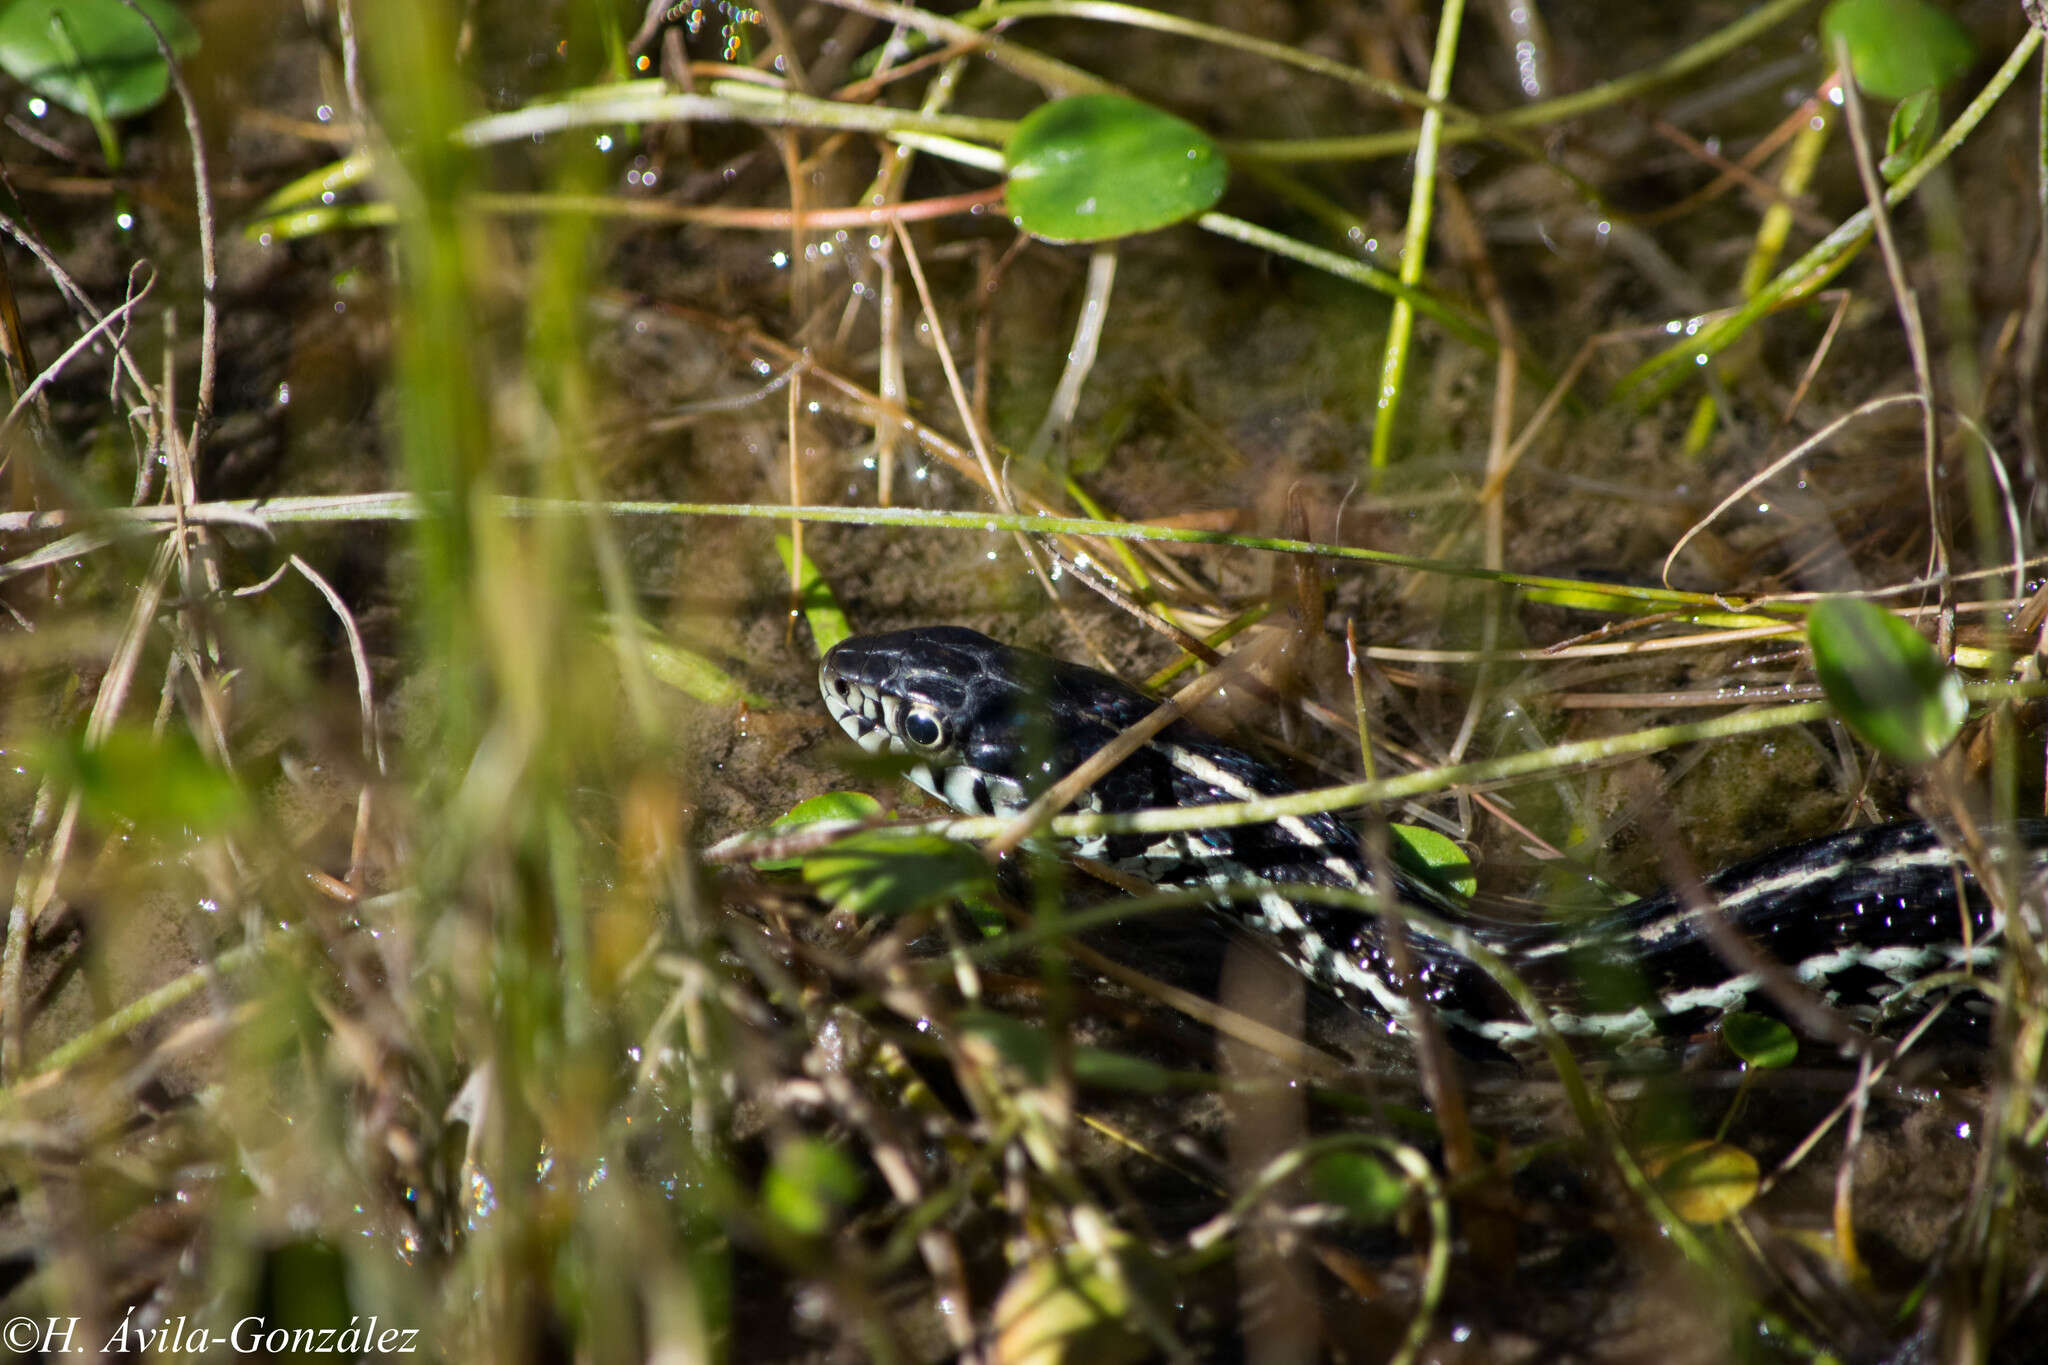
1005, 93, 1227, 243
801, 830, 993, 917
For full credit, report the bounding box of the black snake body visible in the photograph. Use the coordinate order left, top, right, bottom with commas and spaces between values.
820, 626, 2037, 1050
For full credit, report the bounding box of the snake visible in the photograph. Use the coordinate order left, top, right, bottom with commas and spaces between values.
819, 625, 2042, 1052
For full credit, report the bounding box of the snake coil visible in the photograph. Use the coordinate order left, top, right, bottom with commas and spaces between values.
821, 626, 2041, 1051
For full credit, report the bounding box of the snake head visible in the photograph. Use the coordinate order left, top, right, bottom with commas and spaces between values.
819, 626, 1128, 816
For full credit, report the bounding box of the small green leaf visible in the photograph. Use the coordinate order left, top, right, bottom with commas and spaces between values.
762, 1138, 862, 1238
755, 792, 883, 871
40, 724, 247, 834
1641, 1139, 1760, 1224
1820, 0, 1975, 101
957, 1014, 1177, 1094
776, 791, 883, 826
1807, 597, 1964, 764
255, 151, 376, 217
1309, 1150, 1408, 1225
1720, 1011, 1798, 1069
1880, 87, 1939, 181
1390, 824, 1476, 901
1070, 1045, 1174, 1096
775, 533, 851, 655
1004, 93, 1227, 243
0, 0, 199, 119
801, 830, 993, 917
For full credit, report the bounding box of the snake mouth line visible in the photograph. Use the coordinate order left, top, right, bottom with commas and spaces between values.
819, 667, 895, 755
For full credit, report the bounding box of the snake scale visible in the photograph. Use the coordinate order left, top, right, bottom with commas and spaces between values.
820, 626, 2043, 1052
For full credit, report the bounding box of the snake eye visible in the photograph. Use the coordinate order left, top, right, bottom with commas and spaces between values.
902, 707, 947, 750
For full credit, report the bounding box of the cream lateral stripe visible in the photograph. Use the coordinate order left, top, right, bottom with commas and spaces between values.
1618, 838, 2042, 951
1159, 743, 1365, 890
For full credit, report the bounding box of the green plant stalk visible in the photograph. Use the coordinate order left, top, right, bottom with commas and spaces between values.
1198, 212, 1497, 358
1681, 96, 1834, 457
1227, 0, 1820, 163
1739, 108, 1833, 300
46, 494, 2048, 632
472, 80, 1012, 155
253, 150, 376, 215
769, 677, 2045, 848
949, 0, 1807, 170
257, 84, 1013, 220
815, 0, 1108, 95
252, 198, 1524, 403
1371, 0, 1466, 476
939, 0, 1442, 118
1617, 26, 2043, 406
12, 494, 1765, 610
12, 929, 282, 1083
768, 701, 1836, 847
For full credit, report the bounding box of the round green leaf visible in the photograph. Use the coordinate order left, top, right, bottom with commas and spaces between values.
1641, 1139, 1760, 1224
1720, 1011, 1798, 1069
1807, 597, 1965, 764
1004, 93, 1227, 243
0, 0, 199, 120
1820, 0, 1975, 100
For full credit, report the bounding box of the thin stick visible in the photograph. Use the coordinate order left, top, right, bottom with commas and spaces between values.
1833, 36, 1949, 625
1662, 392, 1924, 588
0, 266, 154, 461
130, 0, 217, 453
890, 219, 1059, 603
